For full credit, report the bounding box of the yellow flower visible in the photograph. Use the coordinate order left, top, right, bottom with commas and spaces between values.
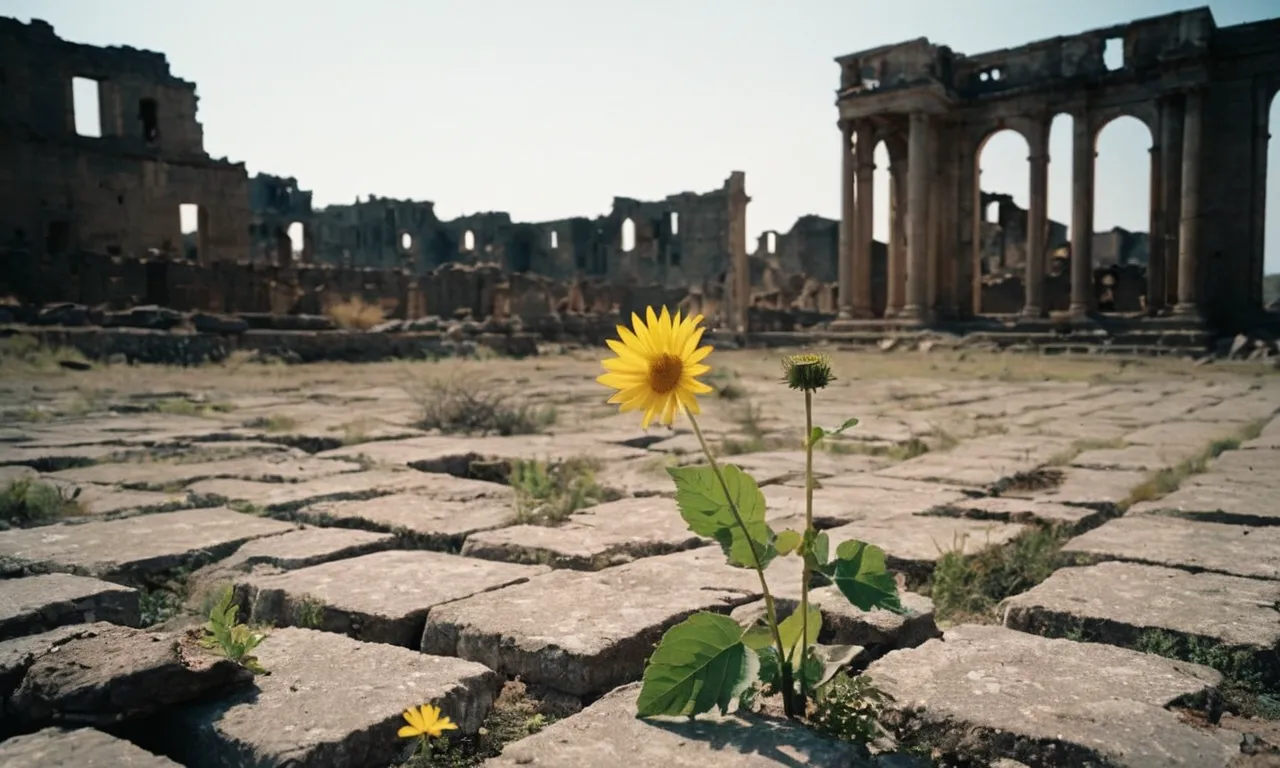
597, 306, 714, 428
398, 703, 459, 739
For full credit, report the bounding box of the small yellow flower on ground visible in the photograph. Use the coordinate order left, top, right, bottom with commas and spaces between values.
597, 306, 714, 428
398, 703, 459, 739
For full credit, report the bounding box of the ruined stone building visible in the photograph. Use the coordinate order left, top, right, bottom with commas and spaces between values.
249, 175, 749, 294
0, 17, 251, 264
830, 6, 1280, 329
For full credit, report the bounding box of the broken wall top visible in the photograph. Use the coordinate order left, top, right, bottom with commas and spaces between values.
834, 6, 1225, 105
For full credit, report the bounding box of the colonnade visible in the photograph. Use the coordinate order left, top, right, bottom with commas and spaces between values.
835, 89, 1204, 321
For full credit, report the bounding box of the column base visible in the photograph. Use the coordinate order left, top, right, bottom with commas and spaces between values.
1171, 303, 1204, 324
897, 305, 929, 326
852, 306, 875, 320
1020, 306, 1045, 320
884, 307, 900, 319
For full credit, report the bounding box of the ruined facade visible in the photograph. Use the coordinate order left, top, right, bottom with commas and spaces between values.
831, 7, 1280, 329
0, 16, 749, 330
0, 17, 251, 264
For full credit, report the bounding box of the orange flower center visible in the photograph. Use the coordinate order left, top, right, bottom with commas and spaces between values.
648, 353, 684, 395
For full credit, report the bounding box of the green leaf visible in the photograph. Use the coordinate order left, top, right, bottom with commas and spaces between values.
742, 625, 773, 651
802, 530, 829, 570
808, 418, 860, 447
668, 464, 776, 569
756, 646, 782, 690
636, 612, 760, 717
776, 605, 822, 667
829, 540, 905, 613
802, 644, 863, 691
775, 529, 803, 556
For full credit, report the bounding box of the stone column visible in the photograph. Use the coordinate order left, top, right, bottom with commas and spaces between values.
1024, 119, 1049, 318
837, 120, 856, 319
902, 112, 931, 321
854, 122, 876, 318
1069, 113, 1095, 317
1146, 141, 1164, 313
885, 160, 906, 317
726, 171, 751, 333
1160, 96, 1185, 309
1174, 88, 1203, 315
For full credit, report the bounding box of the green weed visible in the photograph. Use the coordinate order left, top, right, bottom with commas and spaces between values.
509, 458, 610, 524
0, 478, 84, 529
926, 527, 1071, 623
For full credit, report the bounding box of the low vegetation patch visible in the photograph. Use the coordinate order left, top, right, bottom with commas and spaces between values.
1123, 422, 1265, 508
925, 526, 1073, 624
412, 377, 556, 437
243, 414, 300, 433
509, 458, 612, 524
151, 397, 235, 418
823, 436, 930, 462
1133, 629, 1280, 721
397, 680, 557, 767
0, 478, 84, 529
326, 296, 386, 330
0, 335, 92, 373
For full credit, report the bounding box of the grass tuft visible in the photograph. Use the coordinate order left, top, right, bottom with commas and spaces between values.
0, 478, 84, 529
326, 296, 387, 330
509, 458, 611, 525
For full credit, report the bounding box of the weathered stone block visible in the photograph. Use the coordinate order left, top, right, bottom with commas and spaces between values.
0, 726, 182, 768
1061, 515, 1280, 581
4, 623, 253, 730
241, 549, 547, 647
421, 548, 766, 697
162, 627, 501, 768
1001, 562, 1280, 683
0, 573, 140, 641
460, 497, 705, 569
0, 508, 297, 581
866, 624, 1237, 766
485, 682, 864, 767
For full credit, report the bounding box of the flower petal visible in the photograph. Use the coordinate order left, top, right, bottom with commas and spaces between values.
398, 725, 420, 738
598, 372, 645, 390
403, 707, 424, 732
686, 344, 712, 365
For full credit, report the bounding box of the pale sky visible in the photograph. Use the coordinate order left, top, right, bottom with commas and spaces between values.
9, 0, 1280, 273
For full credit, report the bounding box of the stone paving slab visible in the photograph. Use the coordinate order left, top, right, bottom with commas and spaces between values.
822, 516, 1028, 582
318, 434, 650, 472
186, 469, 444, 511
1123, 421, 1244, 447
1184, 392, 1280, 425
6, 623, 254, 729
1242, 416, 1280, 450
1001, 562, 1280, 667
764, 482, 968, 527
217, 525, 397, 570
1106, 396, 1223, 425
53, 482, 191, 517
48, 453, 365, 489
162, 627, 501, 768
721, 450, 889, 480
421, 547, 770, 697
0, 507, 297, 581
1072, 444, 1208, 473
932, 496, 1108, 532
294, 479, 516, 546
865, 624, 1238, 767
0, 573, 140, 641
731, 588, 939, 655
1062, 515, 1280, 581
460, 496, 706, 569
0, 443, 134, 471
0, 727, 182, 767
875, 435, 1072, 488
485, 682, 864, 767
1130, 473, 1280, 526
1002, 466, 1147, 509
241, 549, 547, 647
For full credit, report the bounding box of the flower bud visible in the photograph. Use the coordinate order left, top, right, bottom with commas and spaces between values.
781, 353, 834, 392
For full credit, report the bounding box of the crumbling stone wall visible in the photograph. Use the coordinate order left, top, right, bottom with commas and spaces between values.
266, 175, 744, 295
0, 17, 251, 265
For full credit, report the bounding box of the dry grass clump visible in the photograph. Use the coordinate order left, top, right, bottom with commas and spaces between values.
326, 296, 386, 330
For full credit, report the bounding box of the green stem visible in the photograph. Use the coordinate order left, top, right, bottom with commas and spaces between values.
685, 409, 794, 717
799, 389, 815, 712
